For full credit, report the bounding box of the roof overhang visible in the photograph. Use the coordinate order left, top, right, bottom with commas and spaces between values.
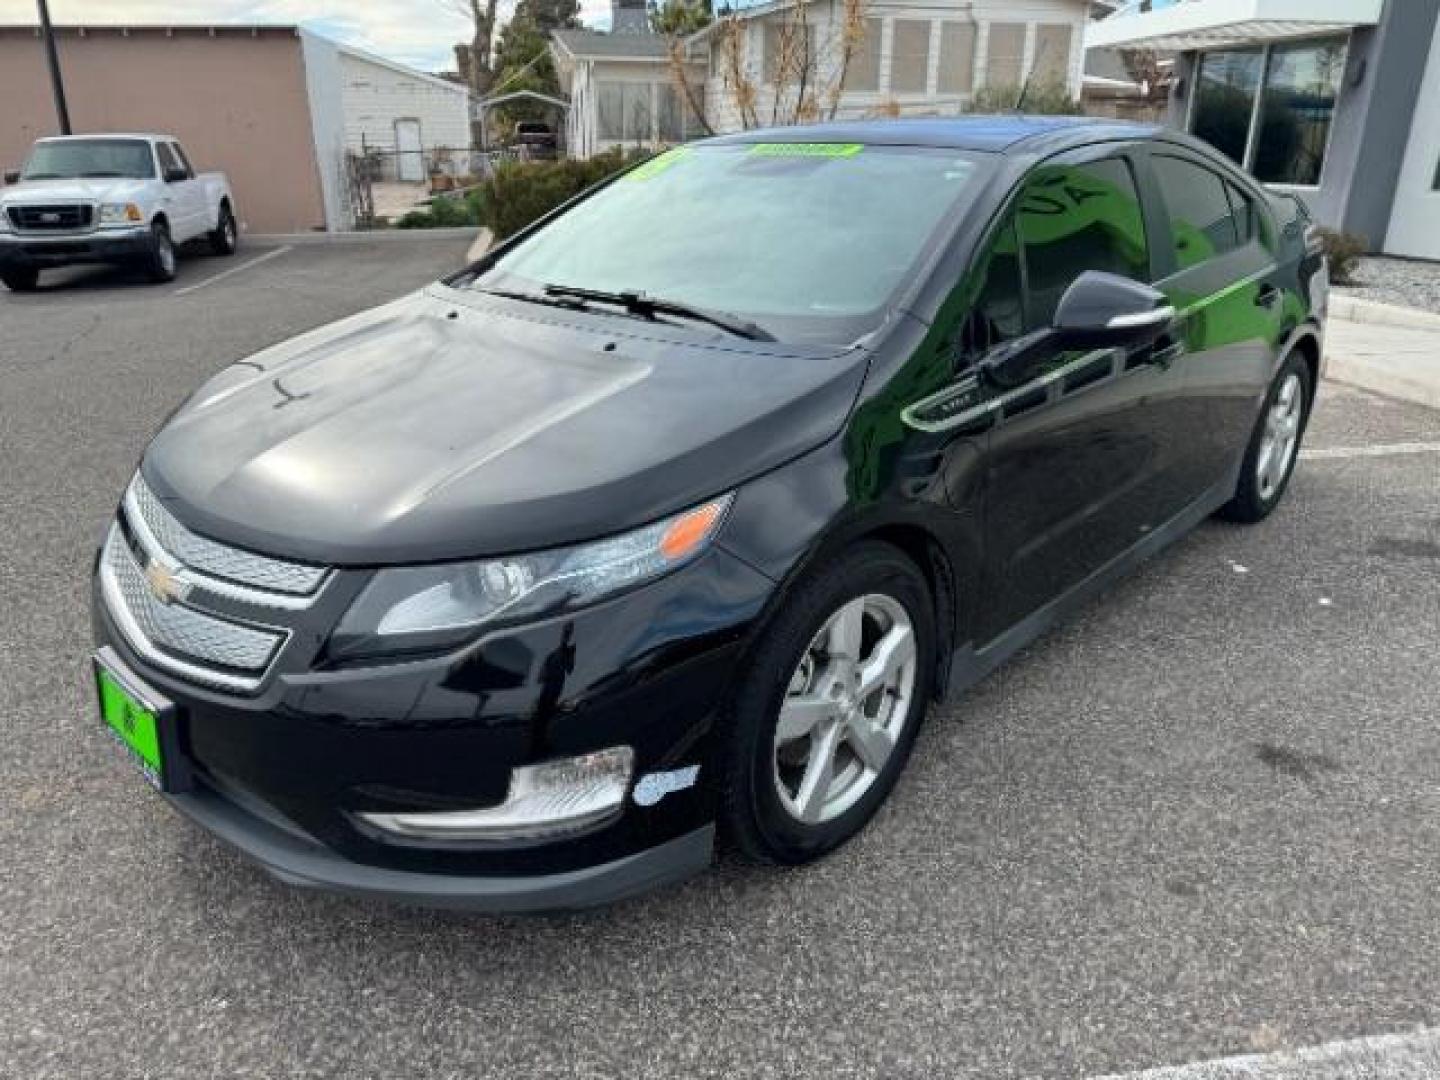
1085, 0, 1383, 53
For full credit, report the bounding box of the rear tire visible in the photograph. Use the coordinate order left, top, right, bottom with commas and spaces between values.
209, 202, 238, 256
1218, 349, 1313, 524
144, 220, 178, 283
1, 267, 39, 292
718, 541, 936, 865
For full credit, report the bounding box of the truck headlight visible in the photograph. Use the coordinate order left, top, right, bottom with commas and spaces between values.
329, 494, 733, 662
99, 203, 143, 224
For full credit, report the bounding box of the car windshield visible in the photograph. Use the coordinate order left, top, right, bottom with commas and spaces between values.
21, 139, 155, 181
469, 143, 994, 343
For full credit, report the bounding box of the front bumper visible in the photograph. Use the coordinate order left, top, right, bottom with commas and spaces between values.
92, 540, 775, 910
168, 774, 715, 912
0, 227, 151, 268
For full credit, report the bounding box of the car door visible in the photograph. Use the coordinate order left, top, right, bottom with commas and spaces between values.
157, 141, 204, 241
955, 147, 1191, 642
1141, 149, 1285, 493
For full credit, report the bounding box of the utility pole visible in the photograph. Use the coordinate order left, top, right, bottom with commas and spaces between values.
37, 0, 72, 135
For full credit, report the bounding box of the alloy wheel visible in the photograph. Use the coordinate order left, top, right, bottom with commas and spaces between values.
1256, 372, 1303, 501
773, 593, 917, 825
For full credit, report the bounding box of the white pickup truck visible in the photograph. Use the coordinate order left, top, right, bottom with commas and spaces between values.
0, 133, 238, 291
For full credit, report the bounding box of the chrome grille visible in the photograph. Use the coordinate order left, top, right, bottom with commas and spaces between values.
101, 528, 285, 686
8, 203, 94, 232
127, 475, 326, 596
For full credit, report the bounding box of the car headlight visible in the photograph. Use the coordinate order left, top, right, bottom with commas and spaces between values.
328, 493, 734, 663
99, 203, 143, 224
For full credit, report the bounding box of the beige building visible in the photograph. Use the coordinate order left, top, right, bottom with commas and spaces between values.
0, 24, 472, 233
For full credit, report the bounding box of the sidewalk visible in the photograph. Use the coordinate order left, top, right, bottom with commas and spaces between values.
1325, 316, 1440, 410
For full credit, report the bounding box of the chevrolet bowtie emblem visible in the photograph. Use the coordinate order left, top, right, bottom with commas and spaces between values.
144, 560, 188, 605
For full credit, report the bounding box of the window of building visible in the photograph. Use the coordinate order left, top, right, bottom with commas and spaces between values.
986, 23, 1026, 89
1252, 40, 1347, 186
763, 19, 814, 84
1151, 155, 1243, 270
1031, 25, 1073, 87
1016, 158, 1150, 329
1190, 35, 1349, 186
937, 22, 976, 95
596, 81, 653, 143
843, 18, 883, 93
1191, 48, 1263, 165
890, 20, 932, 95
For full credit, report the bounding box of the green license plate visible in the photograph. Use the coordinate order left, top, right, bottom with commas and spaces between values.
97, 661, 167, 789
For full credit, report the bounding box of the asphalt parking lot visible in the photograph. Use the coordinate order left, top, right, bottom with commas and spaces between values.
2, 239, 1438, 1079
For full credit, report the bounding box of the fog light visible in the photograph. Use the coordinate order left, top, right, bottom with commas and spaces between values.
358, 747, 634, 843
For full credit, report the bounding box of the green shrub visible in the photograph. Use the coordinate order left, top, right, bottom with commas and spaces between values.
479, 149, 647, 239
965, 82, 1085, 116
1314, 228, 1368, 285
395, 195, 480, 230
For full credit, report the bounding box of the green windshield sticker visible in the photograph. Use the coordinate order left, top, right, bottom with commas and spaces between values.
747, 143, 864, 158
623, 147, 692, 181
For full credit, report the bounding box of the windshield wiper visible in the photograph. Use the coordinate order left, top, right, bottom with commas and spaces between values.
20, 173, 59, 180
475, 286, 586, 312
542, 284, 774, 342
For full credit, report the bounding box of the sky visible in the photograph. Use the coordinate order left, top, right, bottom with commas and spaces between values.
0, 0, 613, 72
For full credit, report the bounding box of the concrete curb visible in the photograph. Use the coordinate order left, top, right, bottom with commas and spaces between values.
466, 228, 495, 263
242, 228, 482, 246
1330, 293, 1440, 331
1326, 353, 1440, 412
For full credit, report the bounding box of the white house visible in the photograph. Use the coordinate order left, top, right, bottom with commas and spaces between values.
551, 5, 707, 159
693, 0, 1093, 134
334, 43, 474, 182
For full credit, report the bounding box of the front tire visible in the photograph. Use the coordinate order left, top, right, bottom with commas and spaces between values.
1, 267, 39, 292
209, 202, 238, 256
718, 541, 936, 865
1218, 349, 1313, 523
144, 220, 178, 283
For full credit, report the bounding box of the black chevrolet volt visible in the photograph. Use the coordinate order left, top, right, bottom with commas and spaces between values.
92, 117, 1326, 911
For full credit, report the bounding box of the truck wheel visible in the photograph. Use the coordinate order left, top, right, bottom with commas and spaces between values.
145, 220, 178, 283
209, 203, 238, 256
1, 267, 40, 292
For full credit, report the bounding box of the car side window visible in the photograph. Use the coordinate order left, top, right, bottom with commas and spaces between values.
956, 216, 1025, 369
156, 142, 180, 177
1016, 157, 1150, 330
1152, 155, 1243, 270
170, 143, 194, 178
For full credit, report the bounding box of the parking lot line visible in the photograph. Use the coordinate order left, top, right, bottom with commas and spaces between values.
1301, 441, 1440, 460
1092, 1027, 1440, 1079
173, 245, 292, 297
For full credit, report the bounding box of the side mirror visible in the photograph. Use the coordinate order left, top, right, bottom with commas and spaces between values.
163, 166, 189, 183
1054, 271, 1174, 349
3, 170, 19, 185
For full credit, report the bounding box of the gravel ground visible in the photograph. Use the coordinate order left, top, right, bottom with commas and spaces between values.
2, 249, 1440, 1079
1334, 257, 1440, 312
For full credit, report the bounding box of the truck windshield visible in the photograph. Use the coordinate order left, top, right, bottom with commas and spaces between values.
22, 139, 156, 181
468, 143, 993, 343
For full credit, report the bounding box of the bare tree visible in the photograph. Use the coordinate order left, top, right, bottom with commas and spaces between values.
670, 0, 868, 133
1120, 48, 1172, 106
440, 0, 502, 97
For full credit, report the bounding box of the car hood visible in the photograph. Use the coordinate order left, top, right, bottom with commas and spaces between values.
1, 177, 150, 205
142, 287, 870, 565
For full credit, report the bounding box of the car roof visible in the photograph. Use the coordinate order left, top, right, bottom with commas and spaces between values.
34, 133, 171, 143
704, 115, 1164, 154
